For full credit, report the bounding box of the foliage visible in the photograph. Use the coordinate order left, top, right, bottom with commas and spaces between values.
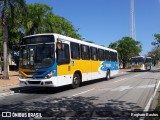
0, 2, 82, 71
21, 3, 81, 39
108, 37, 142, 68
151, 34, 160, 47
0, 26, 2, 56
0, 0, 26, 79
147, 47, 160, 66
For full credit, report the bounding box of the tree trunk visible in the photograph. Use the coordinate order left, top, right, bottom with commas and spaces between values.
3, 24, 9, 79
123, 61, 126, 69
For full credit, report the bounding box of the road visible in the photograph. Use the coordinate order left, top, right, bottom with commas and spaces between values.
0, 69, 160, 119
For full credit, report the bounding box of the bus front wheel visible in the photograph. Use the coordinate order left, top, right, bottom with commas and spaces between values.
72, 73, 81, 89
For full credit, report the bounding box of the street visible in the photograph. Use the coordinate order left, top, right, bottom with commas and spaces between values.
0, 69, 160, 119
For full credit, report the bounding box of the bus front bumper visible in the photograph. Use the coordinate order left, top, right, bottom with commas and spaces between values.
19, 77, 57, 87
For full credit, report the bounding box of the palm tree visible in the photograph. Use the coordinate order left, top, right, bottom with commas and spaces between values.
0, 0, 26, 79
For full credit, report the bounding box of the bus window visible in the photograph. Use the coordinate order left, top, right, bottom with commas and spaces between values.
91, 47, 98, 60
110, 52, 115, 62
81, 45, 90, 60
105, 50, 110, 61
98, 49, 105, 61
57, 43, 70, 65
70, 42, 80, 59
114, 52, 118, 62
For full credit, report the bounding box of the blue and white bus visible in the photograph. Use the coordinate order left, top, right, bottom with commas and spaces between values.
19, 33, 119, 88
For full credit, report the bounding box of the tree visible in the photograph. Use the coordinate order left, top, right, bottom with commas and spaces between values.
1, 3, 81, 70
45, 12, 81, 39
22, 3, 81, 39
147, 47, 160, 66
108, 37, 142, 68
151, 34, 160, 47
0, 0, 26, 79
150, 33, 160, 66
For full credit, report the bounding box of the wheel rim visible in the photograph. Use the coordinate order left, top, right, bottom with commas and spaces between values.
73, 76, 79, 85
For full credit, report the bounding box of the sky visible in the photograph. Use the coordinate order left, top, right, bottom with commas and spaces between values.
26, 0, 160, 55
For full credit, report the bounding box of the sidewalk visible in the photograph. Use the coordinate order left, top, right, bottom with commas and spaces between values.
0, 71, 19, 93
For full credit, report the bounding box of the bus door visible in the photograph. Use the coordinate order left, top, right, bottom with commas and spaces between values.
56, 41, 72, 86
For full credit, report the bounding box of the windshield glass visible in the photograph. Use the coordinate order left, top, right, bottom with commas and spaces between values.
19, 44, 55, 69
131, 57, 144, 65
145, 58, 152, 63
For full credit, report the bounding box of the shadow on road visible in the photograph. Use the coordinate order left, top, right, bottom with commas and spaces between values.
150, 69, 160, 73
10, 78, 112, 94
0, 96, 144, 119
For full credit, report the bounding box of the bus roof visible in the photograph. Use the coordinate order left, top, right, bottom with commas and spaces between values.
23, 33, 117, 53
131, 56, 145, 59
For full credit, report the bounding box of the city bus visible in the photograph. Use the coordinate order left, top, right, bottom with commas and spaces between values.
131, 56, 152, 71
19, 33, 119, 88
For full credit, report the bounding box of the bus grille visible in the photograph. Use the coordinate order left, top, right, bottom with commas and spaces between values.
28, 81, 41, 84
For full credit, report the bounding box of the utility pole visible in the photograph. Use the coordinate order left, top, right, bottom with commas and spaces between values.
130, 0, 136, 40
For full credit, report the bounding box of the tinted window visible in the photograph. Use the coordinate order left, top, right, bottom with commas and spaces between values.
70, 42, 80, 59
110, 52, 117, 62
81, 45, 90, 60
91, 47, 98, 60
57, 43, 70, 65
114, 52, 118, 62
105, 50, 110, 61
98, 49, 105, 61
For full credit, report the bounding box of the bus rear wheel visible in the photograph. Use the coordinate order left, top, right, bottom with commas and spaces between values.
72, 73, 81, 89
106, 70, 110, 80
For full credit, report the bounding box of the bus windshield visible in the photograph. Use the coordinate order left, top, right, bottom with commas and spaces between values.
19, 36, 55, 69
131, 57, 144, 65
145, 58, 152, 63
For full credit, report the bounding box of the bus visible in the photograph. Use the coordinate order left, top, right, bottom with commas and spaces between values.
19, 33, 119, 88
131, 56, 152, 71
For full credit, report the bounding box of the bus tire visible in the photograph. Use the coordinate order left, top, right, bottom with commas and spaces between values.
72, 73, 81, 89
106, 70, 110, 80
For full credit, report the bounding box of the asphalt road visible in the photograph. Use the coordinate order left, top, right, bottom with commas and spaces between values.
0, 69, 160, 119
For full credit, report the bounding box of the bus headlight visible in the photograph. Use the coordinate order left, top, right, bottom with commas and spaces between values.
45, 70, 55, 79
19, 73, 25, 79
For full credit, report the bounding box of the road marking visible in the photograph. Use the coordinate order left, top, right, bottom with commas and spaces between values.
137, 84, 155, 89
72, 88, 95, 97
114, 78, 127, 83
111, 86, 133, 91
99, 84, 155, 92
144, 80, 160, 112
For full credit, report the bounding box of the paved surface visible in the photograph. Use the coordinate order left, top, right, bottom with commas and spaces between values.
0, 71, 19, 93
0, 68, 160, 119
0, 69, 130, 93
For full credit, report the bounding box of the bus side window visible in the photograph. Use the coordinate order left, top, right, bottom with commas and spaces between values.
70, 42, 80, 59
110, 52, 115, 62
98, 49, 105, 61
105, 50, 110, 61
57, 43, 70, 65
91, 47, 98, 61
115, 52, 118, 62
81, 45, 90, 60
